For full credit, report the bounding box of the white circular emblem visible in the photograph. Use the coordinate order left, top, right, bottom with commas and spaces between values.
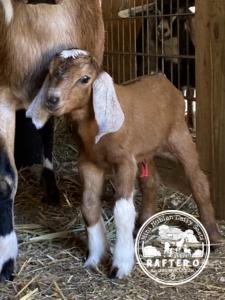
135, 210, 210, 285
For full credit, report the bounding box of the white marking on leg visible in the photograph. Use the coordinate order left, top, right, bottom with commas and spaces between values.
84, 218, 106, 268
0, 90, 16, 151
113, 195, 136, 279
43, 158, 53, 170
0, 231, 18, 273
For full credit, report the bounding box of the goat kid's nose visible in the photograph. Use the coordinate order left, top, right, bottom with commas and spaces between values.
46, 96, 60, 110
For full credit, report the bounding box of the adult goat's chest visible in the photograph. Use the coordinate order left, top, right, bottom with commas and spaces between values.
2, 11, 74, 102
0, 1, 104, 104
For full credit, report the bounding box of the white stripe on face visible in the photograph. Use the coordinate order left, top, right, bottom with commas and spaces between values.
113, 195, 136, 279
84, 218, 106, 268
60, 49, 90, 59
0, 231, 18, 273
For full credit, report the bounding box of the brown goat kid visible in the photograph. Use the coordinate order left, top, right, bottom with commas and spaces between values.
27, 49, 222, 279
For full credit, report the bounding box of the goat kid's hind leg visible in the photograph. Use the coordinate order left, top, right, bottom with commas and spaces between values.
137, 160, 159, 231
0, 90, 18, 282
39, 118, 60, 205
111, 157, 137, 279
168, 125, 222, 244
79, 161, 107, 268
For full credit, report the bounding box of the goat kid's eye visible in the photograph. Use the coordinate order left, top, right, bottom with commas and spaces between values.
79, 75, 90, 84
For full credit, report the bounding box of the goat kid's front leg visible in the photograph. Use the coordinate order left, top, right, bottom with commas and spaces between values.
0, 89, 18, 282
79, 161, 107, 268
111, 158, 137, 279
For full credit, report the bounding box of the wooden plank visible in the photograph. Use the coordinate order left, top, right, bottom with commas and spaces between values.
195, 0, 212, 175
210, 1, 225, 219
196, 0, 225, 219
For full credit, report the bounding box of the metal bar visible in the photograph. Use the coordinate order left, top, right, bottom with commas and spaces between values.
110, 12, 194, 21
141, 0, 145, 75
161, 0, 165, 73
110, 0, 114, 78
147, 0, 150, 74
122, 18, 125, 82
155, 0, 159, 73
177, 0, 181, 88
105, 51, 195, 59
117, 17, 121, 82
170, 0, 173, 85
134, 0, 137, 79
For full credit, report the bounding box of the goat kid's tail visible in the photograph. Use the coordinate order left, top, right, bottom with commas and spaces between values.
0, 0, 13, 25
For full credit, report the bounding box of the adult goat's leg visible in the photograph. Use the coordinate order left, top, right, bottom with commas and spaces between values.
111, 157, 137, 279
79, 160, 107, 268
168, 124, 222, 244
39, 117, 60, 204
0, 88, 17, 282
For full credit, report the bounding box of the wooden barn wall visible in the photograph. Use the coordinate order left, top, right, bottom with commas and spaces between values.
196, 0, 225, 219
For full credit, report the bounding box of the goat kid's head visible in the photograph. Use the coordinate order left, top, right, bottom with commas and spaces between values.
46, 49, 99, 116
26, 49, 124, 143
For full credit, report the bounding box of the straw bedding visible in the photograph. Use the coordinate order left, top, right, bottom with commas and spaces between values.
1, 118, 225, 300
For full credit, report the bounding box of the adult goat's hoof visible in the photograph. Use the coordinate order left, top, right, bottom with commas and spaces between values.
41, 168, 60, 205
0, 259, 14, 283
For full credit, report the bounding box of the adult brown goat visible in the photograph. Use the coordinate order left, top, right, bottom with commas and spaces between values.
27, 49, 222, 279
0, 0, 104, 282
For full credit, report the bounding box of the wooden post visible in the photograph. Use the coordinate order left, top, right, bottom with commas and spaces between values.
196, 0, 225, 219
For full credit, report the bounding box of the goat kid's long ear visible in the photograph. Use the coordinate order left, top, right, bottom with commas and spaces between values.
26, 75, 50, 129
93, 72, 125, 143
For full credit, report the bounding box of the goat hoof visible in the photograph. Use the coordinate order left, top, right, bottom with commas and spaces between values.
206, 224, 224, 245
0, 259, 14, 283
210, 234, 224, 251
110, 263, 133, 279
133, 224, 141, 239
84, 256, 99, 270
41, 168, 60, 205
109, 267, 119, 279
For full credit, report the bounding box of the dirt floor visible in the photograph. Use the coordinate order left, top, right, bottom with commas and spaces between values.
1, 119, 225, 300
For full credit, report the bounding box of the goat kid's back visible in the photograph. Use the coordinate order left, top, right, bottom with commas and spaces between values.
114, 75, 185, 159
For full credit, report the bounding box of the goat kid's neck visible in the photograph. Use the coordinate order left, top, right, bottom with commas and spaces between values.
69, 98, 98, 144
